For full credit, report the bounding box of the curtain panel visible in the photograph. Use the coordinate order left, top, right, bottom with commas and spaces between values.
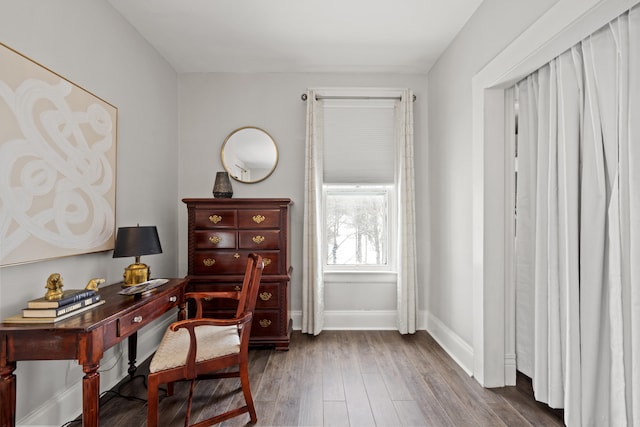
396, 89, 418, 334
301, 90, 324, 335
515, 6, 640, 426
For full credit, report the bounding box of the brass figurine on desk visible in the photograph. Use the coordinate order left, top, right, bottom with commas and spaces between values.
44, 273, 64, 300
85, 278, 105, 291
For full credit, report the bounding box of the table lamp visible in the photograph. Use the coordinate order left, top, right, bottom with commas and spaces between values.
113, 225, 162, 286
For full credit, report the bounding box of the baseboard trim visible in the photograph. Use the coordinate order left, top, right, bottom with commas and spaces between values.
505, 353, 516, 386
423, 311, 474, 376
17, 314, 173, 427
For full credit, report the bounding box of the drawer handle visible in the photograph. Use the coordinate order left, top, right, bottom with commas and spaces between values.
259, 292, 272, 301
252, 235, 265, 244
259, 319, 272, 328
169, 296, 177, 303
252, 215, 266, 224
234, 285, 241, 291
234, 253, 240, 259
209, 236, 221, 244
203, 258, 215, 266
263, 258, 271, 266
133, 316, 143, 323
209, 215, 222, 224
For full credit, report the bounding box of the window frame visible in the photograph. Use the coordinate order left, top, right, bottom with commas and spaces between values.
322, 183, 397, 273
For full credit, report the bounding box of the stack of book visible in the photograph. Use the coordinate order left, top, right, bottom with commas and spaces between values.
3, 289, 105, 324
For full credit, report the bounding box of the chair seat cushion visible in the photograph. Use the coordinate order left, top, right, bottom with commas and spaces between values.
150, 324, 240, 373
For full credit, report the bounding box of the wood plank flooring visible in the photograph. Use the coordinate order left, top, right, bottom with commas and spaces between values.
63, 331, 564, 426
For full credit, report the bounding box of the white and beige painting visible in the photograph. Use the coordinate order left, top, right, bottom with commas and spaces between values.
0, 43, 117, 266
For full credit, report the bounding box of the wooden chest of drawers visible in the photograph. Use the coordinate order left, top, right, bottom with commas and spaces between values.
183, 198, 292, 350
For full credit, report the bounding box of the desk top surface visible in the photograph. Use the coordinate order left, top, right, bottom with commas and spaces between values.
0, 278, 187, 332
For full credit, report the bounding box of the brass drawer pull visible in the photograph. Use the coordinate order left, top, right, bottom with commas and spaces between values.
234, 253, 240, 259
259, 292, 272, 301
259, 319, 272, 328
252, 235, 265, 244
252, 215, 266, 224
203, 258, 215, 266
209, 215, 222, 224
133, 316, 143, 323
234, 285, 241, 291
263, 258, 271, 266
209, 236, 221, 244
169, 296, 177, 303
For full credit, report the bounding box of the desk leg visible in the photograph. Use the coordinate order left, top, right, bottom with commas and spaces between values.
127, 332, 138, 378
82, 363, 100, 427
0, 361, 16, 427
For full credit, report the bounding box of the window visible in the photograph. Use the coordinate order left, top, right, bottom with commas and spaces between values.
321, 97, 397, 272
324, 185, 393, 269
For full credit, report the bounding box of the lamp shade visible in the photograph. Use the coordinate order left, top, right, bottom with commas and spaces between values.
113, 226, 162, 258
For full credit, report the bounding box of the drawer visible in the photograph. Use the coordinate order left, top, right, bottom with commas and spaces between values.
117, 290, 180, 337
239, 230, 281, 249
194, 251, 247, 274
188, 282, 280, 310
194, 209, 236, 228
259, 252, 281, 275
193, 250, 281, 275
251, 310, 281, 337
238, 209, 281, 228
256, 283, 280, 309
194, 230, 236, 249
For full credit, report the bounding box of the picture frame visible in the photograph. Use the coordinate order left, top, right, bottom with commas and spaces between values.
0, 42, 118, 266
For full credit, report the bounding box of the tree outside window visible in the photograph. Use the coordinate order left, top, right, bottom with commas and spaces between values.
324, 186, 390, 267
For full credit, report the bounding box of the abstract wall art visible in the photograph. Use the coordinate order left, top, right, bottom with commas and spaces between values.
0, 43, 117, 266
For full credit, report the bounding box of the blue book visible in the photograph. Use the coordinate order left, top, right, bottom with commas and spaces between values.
26, 289, 97, 309
23, 294, 101, 317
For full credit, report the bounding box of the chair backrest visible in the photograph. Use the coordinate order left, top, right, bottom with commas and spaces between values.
236, 253, 264, 319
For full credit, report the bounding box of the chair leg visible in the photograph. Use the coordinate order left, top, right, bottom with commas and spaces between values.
239, 360, 257, 423
147, 374, 160, 427
185, 379, 196, 427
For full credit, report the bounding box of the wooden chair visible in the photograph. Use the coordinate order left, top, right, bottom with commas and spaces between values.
147, 253, 264, 427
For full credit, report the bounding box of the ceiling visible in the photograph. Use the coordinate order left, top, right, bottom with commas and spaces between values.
107, 0, 483, 74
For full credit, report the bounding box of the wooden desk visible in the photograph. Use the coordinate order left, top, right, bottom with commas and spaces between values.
0, 278, 187, 427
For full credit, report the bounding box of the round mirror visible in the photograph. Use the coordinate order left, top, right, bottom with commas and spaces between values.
221, 127, 279, 183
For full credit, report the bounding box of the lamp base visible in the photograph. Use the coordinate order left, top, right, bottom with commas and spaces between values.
122, 263, 150, 287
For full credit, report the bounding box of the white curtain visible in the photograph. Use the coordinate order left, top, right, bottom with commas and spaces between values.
301, 89, 324, 335
515, 6, 640, 426
396, 89, 418, 334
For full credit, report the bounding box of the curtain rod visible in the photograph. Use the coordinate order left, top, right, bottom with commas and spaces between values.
300, 93, 416, 102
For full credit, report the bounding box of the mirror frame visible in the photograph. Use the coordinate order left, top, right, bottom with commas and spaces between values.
221, 126, 279, 183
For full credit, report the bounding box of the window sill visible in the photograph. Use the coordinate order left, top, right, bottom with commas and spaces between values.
324, 270, 397, 283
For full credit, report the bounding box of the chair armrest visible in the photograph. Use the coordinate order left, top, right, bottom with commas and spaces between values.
170, 312, 253, 332
185, 291, 240, 301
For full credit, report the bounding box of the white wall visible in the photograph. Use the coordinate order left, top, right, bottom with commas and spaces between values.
0, 1, 179, 425
177, 73, 428, 328
426, 0, 559, 369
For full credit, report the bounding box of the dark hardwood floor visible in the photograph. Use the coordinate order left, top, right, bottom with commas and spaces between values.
63, 330, 564, 426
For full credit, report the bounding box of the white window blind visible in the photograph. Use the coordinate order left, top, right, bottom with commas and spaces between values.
322, 99, 395, 184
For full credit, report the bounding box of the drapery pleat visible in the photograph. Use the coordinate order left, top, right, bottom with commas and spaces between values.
515, 77, 538, 379
514, 5, 640, 426
396, 89, 418, 334
301, 90, 324, 335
